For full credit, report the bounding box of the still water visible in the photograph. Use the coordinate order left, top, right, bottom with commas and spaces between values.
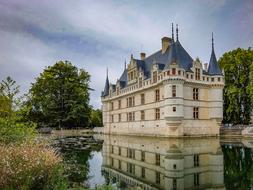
53, 134, 253, 190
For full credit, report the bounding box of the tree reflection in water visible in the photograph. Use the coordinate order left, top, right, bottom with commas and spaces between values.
222, 145, 253, 190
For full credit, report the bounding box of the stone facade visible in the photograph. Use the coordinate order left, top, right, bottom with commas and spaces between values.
101, 28, 224, 137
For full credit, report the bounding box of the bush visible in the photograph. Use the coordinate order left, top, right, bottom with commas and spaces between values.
0, 142, 68, 190
0, 117, 36, 144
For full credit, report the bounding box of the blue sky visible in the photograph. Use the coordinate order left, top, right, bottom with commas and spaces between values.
0, 0, 252, 108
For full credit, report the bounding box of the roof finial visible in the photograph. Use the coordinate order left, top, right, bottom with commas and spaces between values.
172, 23, 174, 42
106, 67, 108, 77
176, 24, 179, 41
124, 60, 126, 69
130, 53, 133, 60
212, 32, 214, 51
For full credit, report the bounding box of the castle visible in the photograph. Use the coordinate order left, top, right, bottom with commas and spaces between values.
101, 24, 224, 137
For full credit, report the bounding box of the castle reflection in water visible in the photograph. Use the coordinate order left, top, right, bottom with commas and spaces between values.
100, 135, 225, 190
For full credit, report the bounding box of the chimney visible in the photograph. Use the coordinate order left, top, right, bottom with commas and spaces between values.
140, 52, 146, 60
204, 63, 208, 71
161, 37, 172, 54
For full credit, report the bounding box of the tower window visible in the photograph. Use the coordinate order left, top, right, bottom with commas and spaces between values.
156, 153, 160, 166
173, 107, 176, 112
172, 68, 176, 75
172, 85, 176, 97
141, 151, 145, 162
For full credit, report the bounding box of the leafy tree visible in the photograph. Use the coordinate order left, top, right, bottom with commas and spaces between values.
0, 76, 20, 118
219, 48, 253, 125
90, 108, 103, 128
27, 61, 91, 129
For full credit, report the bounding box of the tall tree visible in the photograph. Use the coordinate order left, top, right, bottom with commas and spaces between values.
90, 108, 103, 128
0, 76, 20, 117
219, 48, 253, 125
28, 61, 91, 129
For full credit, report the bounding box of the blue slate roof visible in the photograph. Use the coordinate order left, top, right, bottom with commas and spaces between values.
102, 74, 109, 96
208, 43, 222, 75
118, 40, 193, 85
102, 35, 222, 95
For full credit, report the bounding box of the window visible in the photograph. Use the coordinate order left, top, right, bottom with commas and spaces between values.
167, 71, 170, 75
155, 108, 160, 120
173, 164, 177, 169
127, 163, 135, 174
127, 96, 135, 107
119, 160, 121, 170
156, 172, 160, 184
141, 110, 145, 121
172, 68, 176, 75
193, 88, 199, 100
141, 151, 145, 162
193, 107, 199, 119
111, 146, 114, 154
111, 158, 114, 167
127, 112, 135, 122
218, 77, 221, 82
194, 173, 199, 186
173, 179, 177, 190
178, 70, 181, 75
119, 147, 121, 156
111, 115, 114, 123
128, 148, 135, 159
141, 94, 145, 105
153, 71, 157, 83
207, 77, 209, 81
155, 89, 160, 102
203, 76, 205, 81
194, 154, 199, 167
118, 100, 121, 109
187, 74, 189, 78
211, 78, 214, 82
172, 85, 176, 97
173, 107, 176, 112
111, 102, 114, 110
195, 68, 200, 80
141, 167, 145, 178
118, 114, 121, 122
156, 154, 160, 166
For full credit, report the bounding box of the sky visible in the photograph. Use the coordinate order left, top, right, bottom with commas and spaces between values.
0, 0, 252, 108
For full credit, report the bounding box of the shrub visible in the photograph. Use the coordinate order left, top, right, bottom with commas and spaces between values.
0, 142, 68, 190
0, 117, 36, 144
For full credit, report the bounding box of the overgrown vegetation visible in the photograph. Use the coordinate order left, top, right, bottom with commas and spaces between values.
219, 48, 253, 125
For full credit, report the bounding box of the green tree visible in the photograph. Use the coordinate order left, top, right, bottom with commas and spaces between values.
90, 108, 103, 128
219, 48, 253, 124
27, 61, 91, 129
0, 76, 20, 118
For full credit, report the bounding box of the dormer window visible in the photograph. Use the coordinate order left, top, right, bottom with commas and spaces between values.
195, 68, 200, 80
172, 68, 176, 75
153, 71, 157, 83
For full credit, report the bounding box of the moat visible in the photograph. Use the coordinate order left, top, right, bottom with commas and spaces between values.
51, 134, 253, 190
